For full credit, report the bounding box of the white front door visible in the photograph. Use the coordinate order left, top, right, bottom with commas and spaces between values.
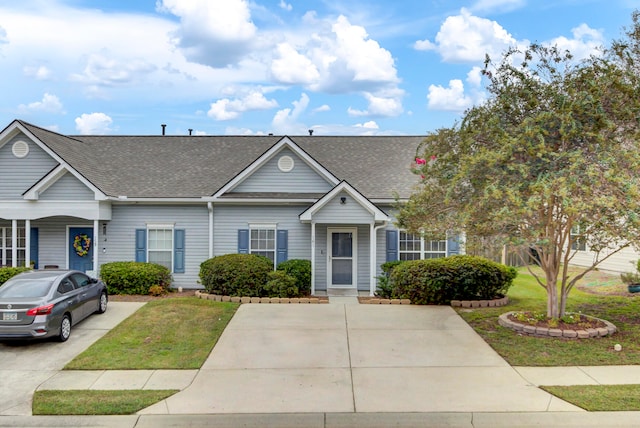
327, 228, 357, 288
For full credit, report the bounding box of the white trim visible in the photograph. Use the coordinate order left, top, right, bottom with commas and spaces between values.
11, 220, 17, 268
24, 165, 104, 201
300, 181, 389, 223
327, 227, 358, 289
212, 136, 340, 199
146, 225, 175, 272
12, 140, 29, 158
25, 220, 30, 268
0, 200, 112, 221
208, 202, 214, 259
146, 223, 176, 229
311, 222, 316, 295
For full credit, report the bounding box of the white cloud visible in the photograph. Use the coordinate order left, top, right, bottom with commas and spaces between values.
466, 66, 483, 87
470, 0, 525, 13
71, 53, 158, 87
272, 93, 310, 134
354, 121, 379, 129
75, 113, 113, 135
547, 24, 605, 60
23, 65, 52, 80
348, 90, 403, 117
271, 43, 320, 85
18, 93, 65, 114
158, 0, 257, 68
0, 25, 8, 46
207, 89, 278, 121
427, 80, 473, 112
414, 8, 518, 63
278, 0, 292, 11
313, 104, 331, 113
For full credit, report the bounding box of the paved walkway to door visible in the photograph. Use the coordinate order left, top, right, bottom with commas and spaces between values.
139, 302, 579, 414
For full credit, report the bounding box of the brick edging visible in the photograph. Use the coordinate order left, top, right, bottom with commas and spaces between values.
498, 311, 617, 339
450, 296, 509, 308
358, 298, 412, 305
195, 291, 329, 304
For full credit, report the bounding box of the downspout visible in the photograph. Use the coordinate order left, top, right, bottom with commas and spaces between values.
371, 221, 388, 296
208, 202, 214, 259
311, 222, 316, 295
93, 219, 99, 273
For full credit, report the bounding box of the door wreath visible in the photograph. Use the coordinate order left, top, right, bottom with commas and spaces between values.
73, 234, 92, 257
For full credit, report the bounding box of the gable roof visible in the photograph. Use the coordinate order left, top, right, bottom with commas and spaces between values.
13, 120, 423, 200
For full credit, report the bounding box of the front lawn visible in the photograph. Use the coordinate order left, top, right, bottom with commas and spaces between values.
457, 267, 640, 366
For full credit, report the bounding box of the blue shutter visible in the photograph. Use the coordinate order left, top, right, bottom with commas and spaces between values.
174, 229, 185, 273
276, 230, 288, 266
238, 229, 249, 254
386, 230, 398, 262
135, 229, 147, 262
447, 234, 460, 256
30, 227, 39, 269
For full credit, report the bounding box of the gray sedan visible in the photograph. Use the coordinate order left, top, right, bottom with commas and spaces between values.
0, 270, 108, 341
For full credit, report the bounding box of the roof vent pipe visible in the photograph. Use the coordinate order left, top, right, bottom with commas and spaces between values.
161, 124, 166, 136
188, 129, 193, 136
308, 129, 313, 136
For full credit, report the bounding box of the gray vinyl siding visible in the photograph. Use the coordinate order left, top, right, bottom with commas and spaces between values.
39, 172, 95, 200
31, 216, 91, 269
100, 204, 209, 289
313, 192, 374, 224
212, 204, 311, 260
233, 148, 333, 194
0, 134, 58, 199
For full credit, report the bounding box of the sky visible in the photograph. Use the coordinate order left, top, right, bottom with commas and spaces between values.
0, 0, 636, 136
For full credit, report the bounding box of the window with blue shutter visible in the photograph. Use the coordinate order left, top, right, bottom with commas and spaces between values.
238, 229, 249, 254
30, 227, 39, 269
386, 229, 398, 262
135, 229, 147, 262
174, 229, 185, 273
276, 230, 288, 266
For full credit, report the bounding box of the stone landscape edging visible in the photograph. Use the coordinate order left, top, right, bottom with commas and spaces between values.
450, 296, 509, 308
195, 291, 329, 304
498, 311, 617, 339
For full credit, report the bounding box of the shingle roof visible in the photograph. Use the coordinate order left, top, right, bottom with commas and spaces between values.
18, 120, 423, 200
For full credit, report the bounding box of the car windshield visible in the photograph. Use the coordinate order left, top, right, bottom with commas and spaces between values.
0, 279, 53, 298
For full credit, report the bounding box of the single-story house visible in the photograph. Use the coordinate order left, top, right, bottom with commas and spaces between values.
0, 119, 462, 295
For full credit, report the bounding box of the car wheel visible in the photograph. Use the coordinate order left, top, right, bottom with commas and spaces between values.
58, 314, 71, 342
96, 291, 108, 314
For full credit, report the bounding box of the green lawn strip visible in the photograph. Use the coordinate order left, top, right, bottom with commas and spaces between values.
66, 298, 239, 369
33, 390, 178, 415
541, 385, 640, 411
457, 268, 640, 366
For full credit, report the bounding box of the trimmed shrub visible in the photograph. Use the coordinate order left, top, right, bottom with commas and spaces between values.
199, 253, 273, 297
263, 270, 299, 298
276, 259, 311, 296
375, 260, 406, 298
0, 267, 32, 286
390, 255, 516, 305
100, 261, 172, 295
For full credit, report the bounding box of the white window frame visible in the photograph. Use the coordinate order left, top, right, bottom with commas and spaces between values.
0, 227, 26, 267
570, 225, 586, 251
249, 223, 277, 267
147, 223, 174, 271
398, 230, 447, 260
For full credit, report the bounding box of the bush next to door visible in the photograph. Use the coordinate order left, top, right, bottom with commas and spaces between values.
100, 262, 172, 295
276, 259, 311, 295
263, 270, 299, 297
0, 266, 32, 286
200, 253, 272, 297
390, 255, 516, 305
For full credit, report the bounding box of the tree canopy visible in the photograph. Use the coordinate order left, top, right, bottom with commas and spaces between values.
398, 11, 640, 318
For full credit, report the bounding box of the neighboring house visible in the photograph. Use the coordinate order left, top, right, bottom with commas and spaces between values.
0, 120, 461, 295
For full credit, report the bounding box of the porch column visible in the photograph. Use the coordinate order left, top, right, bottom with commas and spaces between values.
208, 202, 214, 259
25, 220, 30, 268
311, 222, 316, 295
11, 219, 17, 267
370, 222, 376, 296
93, 220, 100, 273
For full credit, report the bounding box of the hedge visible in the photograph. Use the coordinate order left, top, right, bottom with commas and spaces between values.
276, 259, 311, 296
100, 261, 172, 295
390, 255, 516, 305
0, 267, 32, 286
199, 253, 273, 297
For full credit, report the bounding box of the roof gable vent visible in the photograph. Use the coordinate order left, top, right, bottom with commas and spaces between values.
12, 140, 29, 158
278, 155, 295, 172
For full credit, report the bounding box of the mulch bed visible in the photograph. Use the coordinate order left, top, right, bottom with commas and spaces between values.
506, 312, 607, 330
108, 290, 198, 302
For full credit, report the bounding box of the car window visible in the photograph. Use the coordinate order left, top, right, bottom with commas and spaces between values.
0, 279, 53, 298
70, 273, 90, 288
57, 279, 76, 294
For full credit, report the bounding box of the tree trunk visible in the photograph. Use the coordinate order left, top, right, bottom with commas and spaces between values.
547, 284, 559, 318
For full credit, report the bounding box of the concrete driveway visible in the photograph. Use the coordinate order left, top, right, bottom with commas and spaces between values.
0, 302, 144, 415
142, 303, 581, 414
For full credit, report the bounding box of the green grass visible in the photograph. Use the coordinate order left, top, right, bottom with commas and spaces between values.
456, 268, 640, 366
32, 390, 178, 415
66, 297, 239, 369
541, 385, 640, 411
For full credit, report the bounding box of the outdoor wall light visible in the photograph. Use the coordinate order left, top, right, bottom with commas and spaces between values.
340, 197, 346, 204
102, 223, 107, 236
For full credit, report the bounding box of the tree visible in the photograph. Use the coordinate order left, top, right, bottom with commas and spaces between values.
398, 12, 640, 319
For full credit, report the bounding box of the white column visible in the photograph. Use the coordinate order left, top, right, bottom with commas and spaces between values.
11, 219, 17, 267
25, 220, 30, 268
208, 202, 214, 259
93, 220, 100, 273
311, 222, 316, 295
370, 222, 376, 296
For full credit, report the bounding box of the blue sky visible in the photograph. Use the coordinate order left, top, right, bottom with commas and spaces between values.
0, 0, 636, 136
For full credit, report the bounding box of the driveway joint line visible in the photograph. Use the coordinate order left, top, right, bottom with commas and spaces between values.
343, 304, 356, 412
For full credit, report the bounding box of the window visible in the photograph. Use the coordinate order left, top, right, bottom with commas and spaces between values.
399, 230, 447, 260
250, 227, 276, 264
148, 226, 173, 270
0, 227, 26, 267
570, 225, 586, 251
